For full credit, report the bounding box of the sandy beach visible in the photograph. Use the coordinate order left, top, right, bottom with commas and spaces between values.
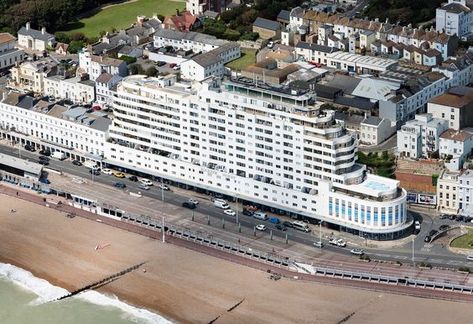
1, 193, 473, 324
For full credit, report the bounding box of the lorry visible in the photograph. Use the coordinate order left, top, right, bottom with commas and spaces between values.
51, 151, 66, 160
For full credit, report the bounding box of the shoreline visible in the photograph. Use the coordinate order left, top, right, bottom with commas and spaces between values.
2, 194, 473, 323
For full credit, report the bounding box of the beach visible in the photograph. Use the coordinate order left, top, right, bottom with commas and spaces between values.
1, 193, 473, 324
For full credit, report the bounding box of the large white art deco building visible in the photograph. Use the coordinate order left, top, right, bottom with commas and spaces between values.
105, 75, 410, 239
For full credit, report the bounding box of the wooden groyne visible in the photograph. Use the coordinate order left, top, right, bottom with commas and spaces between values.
52, 261, 147, 302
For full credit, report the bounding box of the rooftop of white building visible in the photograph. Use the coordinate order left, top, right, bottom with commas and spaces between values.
328, 52, 398, 70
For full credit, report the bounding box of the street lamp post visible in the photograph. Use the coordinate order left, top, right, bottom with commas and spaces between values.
319, 222, 322, 244
235, 195, 239, 224
412, 237, 415, 267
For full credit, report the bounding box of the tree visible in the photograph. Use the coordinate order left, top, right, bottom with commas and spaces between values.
240, 32, 259, 41
129, 64, 145, 75
120, 55, 137, 65
68, 40, 84, 54
55, 32, 71, 44
223, 28, 240, 41
145, 66, 158, 77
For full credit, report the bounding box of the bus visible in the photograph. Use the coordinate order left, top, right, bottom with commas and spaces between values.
292, 221, 311, 233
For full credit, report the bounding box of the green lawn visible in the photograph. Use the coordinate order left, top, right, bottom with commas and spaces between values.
451, 228, 473, 249
63, 0, 185, 38
225, 49, 257, 71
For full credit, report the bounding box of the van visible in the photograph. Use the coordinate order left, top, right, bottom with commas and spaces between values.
84, 160, 98, 169
292, 221, 311, 232
214, 200, 229, 209
253, 212, 268, 221
51, 151, 65, 160
213, 198, 227, 205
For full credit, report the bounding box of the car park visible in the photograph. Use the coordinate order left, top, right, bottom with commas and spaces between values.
102, 168, 113, 175
275, 224, 287, 231
350, 248, 364, 255
313, 241, 324, 248
72, 160, 82, 166
158, 184, 170, 191
439, 224, 450, 232
182, 201, 196, 209
113, 171, 126, 178
114, 182, 126, 188
139, 178, 153, 186
129, 175, 138, 182
224, 209, 236, 216
255, 224, 266, 231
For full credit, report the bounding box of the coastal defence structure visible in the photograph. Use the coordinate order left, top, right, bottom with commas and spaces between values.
3, 184, 473, 302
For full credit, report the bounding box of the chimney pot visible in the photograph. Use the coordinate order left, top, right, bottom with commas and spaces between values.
26, 22, 30, 30
41, 27, 45, 34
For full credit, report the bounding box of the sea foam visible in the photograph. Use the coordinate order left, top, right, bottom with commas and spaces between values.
0, 263, 171, 324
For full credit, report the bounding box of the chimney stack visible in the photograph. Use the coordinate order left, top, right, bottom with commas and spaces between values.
41, 27, 45, 35
26, 22, 30, 30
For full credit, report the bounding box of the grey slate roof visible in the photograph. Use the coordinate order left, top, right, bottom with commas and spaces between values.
253, 17, 281, 31
277, 10, 290, 22
295, 41, 337, 53
90, 117, 112, 132
18, 26, 54, 42
362, 116, 383, 126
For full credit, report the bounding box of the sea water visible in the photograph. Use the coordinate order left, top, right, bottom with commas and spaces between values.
0, 263, 171, 324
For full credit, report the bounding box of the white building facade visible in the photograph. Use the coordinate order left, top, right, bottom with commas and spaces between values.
104, 75, 410, 239
458, 169, 473, 213
436, 0, 473, 38
397, 114, 449, 158
437, 171, 459, 214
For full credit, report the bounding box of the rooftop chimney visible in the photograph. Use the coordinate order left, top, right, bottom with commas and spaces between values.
26, 22, 30, 30
41, 27, 45, 35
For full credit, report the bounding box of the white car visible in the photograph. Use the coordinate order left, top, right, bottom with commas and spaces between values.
329, 238, 338, 245
255, 224, 266, 231
414, 221, 421, 230
337, 239, 346, 247
139, 178, 153, 186
350, 248, 364, 255
224, 209, 236, 216
188, 198, 199, 205
467, 255, 473, 261
102, 168, 113, 175
158, 184, 170, 191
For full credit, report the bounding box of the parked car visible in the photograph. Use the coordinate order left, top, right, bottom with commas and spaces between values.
102, 168, 113, 175
129, 175, 138, 182
24, 144, 35, 152
282, 221, 293, 228
39, 149, 51, 156
336, 239, 346, 247
113, 171, 126, 178
72, 160, 82, 166
39, 178, 50, 184
467, 255, 473, 261
114, 182, 126, 188
456, 216, 465, 222
269, 217, 280, 224
439, 224, 450, 232
429, 229, 438, 237
350, 248, 364, 255
449, 214, 456, 220
414, 221, 421, 230
188, 198, 199, 205
313, 241, 324, 248
157, 61, 166, 67
173, 65, 180, 71
38, 159, 49, 165
139, 178, 153, 186
169, 63, 177, 68
224, 209, 236, 216
329, 238, 339, 245
89, 169, 100, 175
158, 184, 170, 191
138, 183, 150, 191
242, 210, 254, 216
439, 214, 450, 220
182, 201, 196, 209
255, 224, 266, 231
424, 235, 431, 243
275, 224, 287, 231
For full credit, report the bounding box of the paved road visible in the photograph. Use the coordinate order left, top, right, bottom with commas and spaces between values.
358, 134, 397, 154
1, 142, 472, 268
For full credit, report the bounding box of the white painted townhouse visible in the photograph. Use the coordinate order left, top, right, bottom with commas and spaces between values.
436, 0, 473, 38
0, 33, 23, 71
153, 29, 227, 53
17, 22, 55, 52
78, 47, 128, 82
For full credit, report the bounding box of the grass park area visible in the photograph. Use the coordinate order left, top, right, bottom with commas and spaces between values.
64, 0, 185, 38
225, 49, 257, 71
450, 228, 473, 249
